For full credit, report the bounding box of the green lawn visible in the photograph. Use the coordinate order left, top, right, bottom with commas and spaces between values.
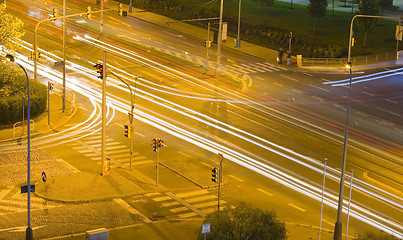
173, 0, 398, 55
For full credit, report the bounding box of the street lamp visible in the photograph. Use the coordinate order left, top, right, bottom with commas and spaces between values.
5, 54, 33, 240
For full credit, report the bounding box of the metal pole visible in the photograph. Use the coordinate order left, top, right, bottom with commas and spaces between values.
216, 0, 224, 75
236, 0, 241, 48
129, 0, 133, 13
62, 0, 66, 112
100, 0, 104, 33
345, 170, 354, 240
319, 158, 327, 240
217, 153, 223, 212
206, 23, 210, 59
129, 78, 136, 171
334, 63, 353, 240
101, 51, 106, 175
48, 81, 50, 125
6, 55, 32, 239
156, 141, 159, 186
20, 63, 32, 240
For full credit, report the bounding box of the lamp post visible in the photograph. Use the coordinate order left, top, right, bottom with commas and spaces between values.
334, 14, 396, 240
6, 54, 33, 240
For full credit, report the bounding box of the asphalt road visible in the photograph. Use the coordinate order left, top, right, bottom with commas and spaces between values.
2, 0, 402, 239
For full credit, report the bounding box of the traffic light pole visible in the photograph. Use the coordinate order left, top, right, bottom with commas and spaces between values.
333, 14, 398, 240
217, 153, 223, 212
101, 51, 107, 176
107, 71, 136, 171
156, 145, 159, 186
48, 81, 50, 125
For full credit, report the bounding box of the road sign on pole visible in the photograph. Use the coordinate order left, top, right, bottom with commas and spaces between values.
41, 172, 47, 182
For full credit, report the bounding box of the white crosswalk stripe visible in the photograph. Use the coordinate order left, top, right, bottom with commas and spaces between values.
68, 134, 152, 167
149, 190, 229, 218
222, 62, 284, 75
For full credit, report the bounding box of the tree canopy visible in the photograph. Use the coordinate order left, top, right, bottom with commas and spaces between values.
197, 202, 287, 240
0, 0, 24, 53
356, 0, 379, 48
307, 0, 328, 35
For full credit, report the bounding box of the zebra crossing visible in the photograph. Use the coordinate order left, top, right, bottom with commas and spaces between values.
221, 62, 286, 75
144, 189, 228, 219
0, 187, 57, 215
67, 133, 154, 168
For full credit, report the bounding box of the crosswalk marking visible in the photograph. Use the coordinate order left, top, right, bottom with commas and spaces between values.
186, 195, 216, 203
176, 190, 209, 198
153, 196, 171, 202
178, 212, 198, 218
221, 62, 284, 75
170, 206, 188, 213
132, 160, 154, 165
162, 201, 180, 207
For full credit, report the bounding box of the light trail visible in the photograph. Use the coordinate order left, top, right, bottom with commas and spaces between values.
324, 67, 403, 86
4, 36, 402, 237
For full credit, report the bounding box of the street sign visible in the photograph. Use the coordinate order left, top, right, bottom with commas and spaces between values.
201, 223, 210, 234
21, 185, 35, 193
41, 171, 47, 182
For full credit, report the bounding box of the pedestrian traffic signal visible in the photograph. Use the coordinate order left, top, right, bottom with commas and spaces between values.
118, 3, 123, 16
158, 139, 164, 148
86, 6, 92, 19
151, 138, 157, 152
124, 125, 131, 138
211, 167, 218, 182
50, 8, 58, 21
48, 82, 54, 90
93, 63, 103, 79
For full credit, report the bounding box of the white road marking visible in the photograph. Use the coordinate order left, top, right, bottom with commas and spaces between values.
228, 174, 244, 182
385, 99, 398, 104
288, 203, 306, 212
257, 188, 273, 197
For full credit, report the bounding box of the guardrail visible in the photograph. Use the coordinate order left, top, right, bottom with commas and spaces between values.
301, 51, 397, 67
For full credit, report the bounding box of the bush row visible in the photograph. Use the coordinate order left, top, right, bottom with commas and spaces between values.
121, 0, 347, 57
0, 62, 47, 125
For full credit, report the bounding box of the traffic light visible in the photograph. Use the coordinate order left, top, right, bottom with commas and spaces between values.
400, 14, 403, 26
50, 8, 58, 21
158, 139, 164, 148
118, 3, 123, 16
351, 37, 356, 47
93, 63, 103, 79
124, 125, 130, 138
86, 6, 92, 19
151, 138, 157, 152
48, 82, 54, 90
203, 41, 207, 47
211, 167, 218, 182
207, 41, 212, 48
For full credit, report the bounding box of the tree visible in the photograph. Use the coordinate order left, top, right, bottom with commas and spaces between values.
197, 202, 287, 240
307, 0, 328, 36
378, 0, 393, 16
0, 0, 24, 53
354, 231, 400, 240
258, 0, 274, 21
356, 0, 379, 48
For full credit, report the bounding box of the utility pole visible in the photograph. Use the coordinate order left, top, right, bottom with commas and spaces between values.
216, 0, 224, 75
101, 51, 107, 176
217, 153, 223, 212
152, 138, 164, 186
62, 0, 66, 112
